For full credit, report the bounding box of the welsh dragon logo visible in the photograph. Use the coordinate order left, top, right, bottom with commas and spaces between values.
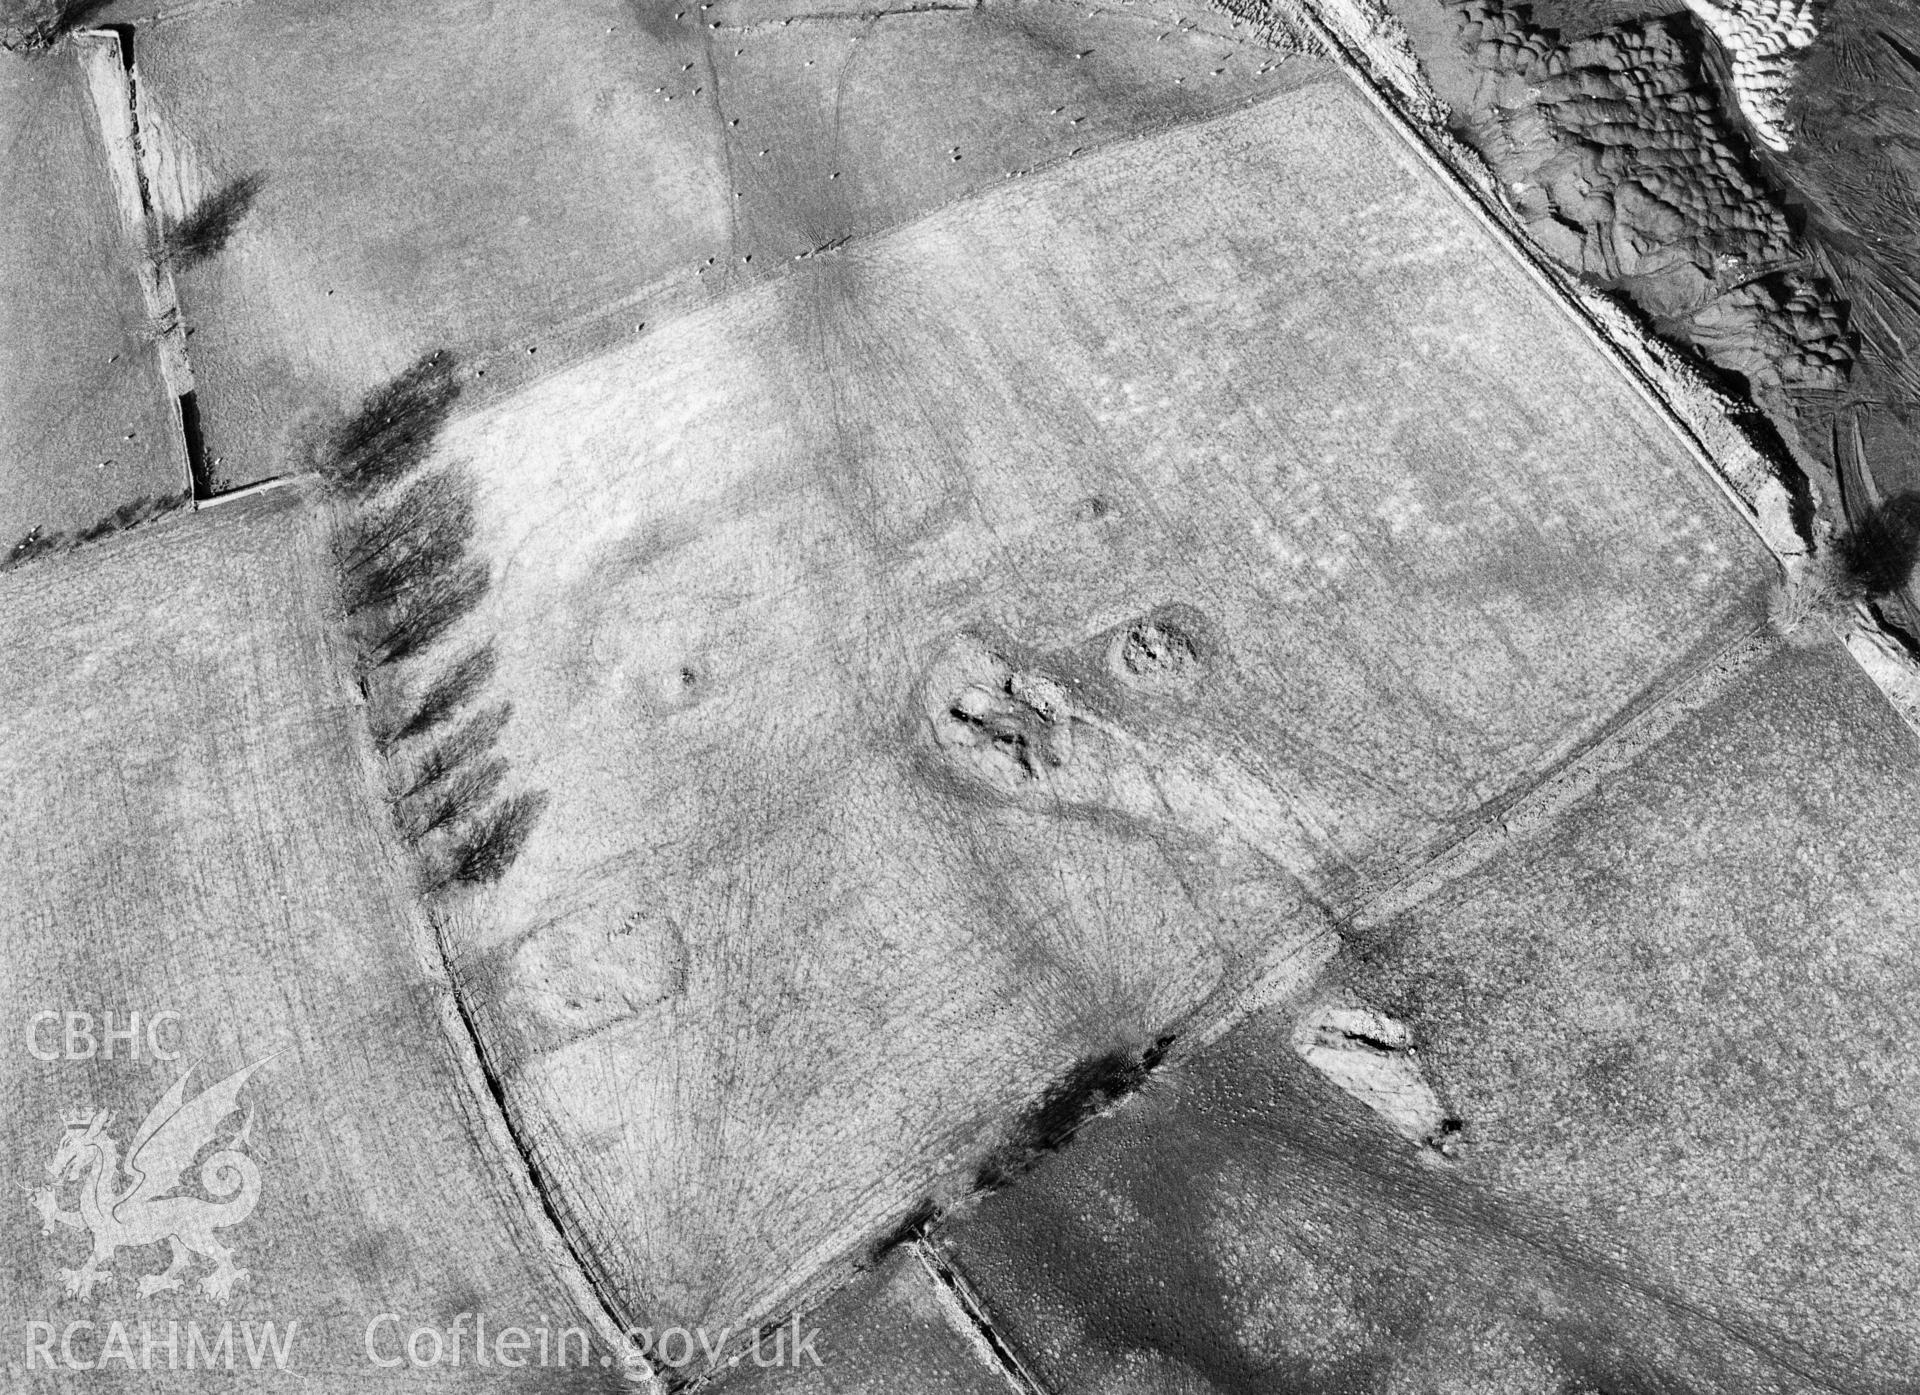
27, 1060, 268, 1303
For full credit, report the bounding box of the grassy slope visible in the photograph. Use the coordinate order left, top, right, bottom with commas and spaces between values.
941, 637, 1920, 1395
132, 0, 732, 489
0, 52, 181, 547
419, 78, 1774, 1333
1348, 636, 1920, 1389
0, 493, 607, 1392
128, 0, 1307, 488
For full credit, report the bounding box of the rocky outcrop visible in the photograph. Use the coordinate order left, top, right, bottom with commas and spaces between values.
1451, 0, 1850, 392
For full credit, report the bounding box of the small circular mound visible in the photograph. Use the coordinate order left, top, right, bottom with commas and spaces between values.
1109, 606, 1215, 690
1119, 621, 1196, 679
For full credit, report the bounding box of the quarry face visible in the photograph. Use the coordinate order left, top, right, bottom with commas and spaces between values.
5, 0, 1920, 1390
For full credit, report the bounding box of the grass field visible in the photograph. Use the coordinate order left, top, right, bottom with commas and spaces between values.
0, 51, 182, 549
405, 76, 1779, 1335
1344, 637, 1920, 1390
133, 0, 732, 487
0, 493, 609, 1392
8, 0, 1913, 1382
936, 636, 1920, 1395
128, 0, 1311, 486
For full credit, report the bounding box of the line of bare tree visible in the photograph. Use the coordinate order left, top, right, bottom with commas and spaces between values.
324, 349, 548, 891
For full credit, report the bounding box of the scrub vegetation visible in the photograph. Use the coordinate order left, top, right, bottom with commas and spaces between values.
1772, 493, 1920, 638
975, 1039, 1173, 1192
3, 491, 193, 572
0, 0, 109, 53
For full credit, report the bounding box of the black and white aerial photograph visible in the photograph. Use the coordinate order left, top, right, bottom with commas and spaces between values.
4, 0, 1919, 1386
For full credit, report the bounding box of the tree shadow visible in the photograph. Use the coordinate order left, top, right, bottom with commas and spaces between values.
160, 171, 267, 272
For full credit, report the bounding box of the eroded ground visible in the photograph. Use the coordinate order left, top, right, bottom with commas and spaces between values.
1362, 0, 1920, 638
